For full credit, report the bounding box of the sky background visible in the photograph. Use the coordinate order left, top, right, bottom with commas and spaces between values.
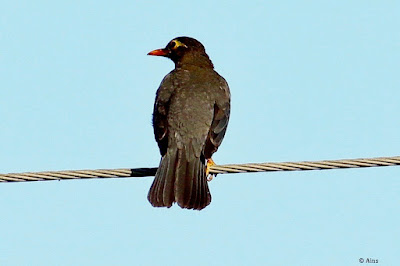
1, 1, 399, 265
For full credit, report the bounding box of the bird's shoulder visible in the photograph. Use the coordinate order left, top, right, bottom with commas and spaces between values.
156, 68, 230, 103
210, 70, 231, 107
155, 71, 177, 103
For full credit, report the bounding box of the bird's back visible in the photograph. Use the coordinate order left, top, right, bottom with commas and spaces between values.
166, 67, 221, 144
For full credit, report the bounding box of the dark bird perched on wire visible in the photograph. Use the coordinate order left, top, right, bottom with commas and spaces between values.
147, 37, 231, 210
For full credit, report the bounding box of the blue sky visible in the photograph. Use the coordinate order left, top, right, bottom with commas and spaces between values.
1, 1, 399, 265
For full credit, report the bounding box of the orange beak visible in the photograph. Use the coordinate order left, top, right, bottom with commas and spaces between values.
147, 48, 169, 56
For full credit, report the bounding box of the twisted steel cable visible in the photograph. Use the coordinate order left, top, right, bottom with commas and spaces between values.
1, 156, 399, 183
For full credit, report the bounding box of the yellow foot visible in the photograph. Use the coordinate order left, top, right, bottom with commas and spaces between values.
206, 158, 216, 181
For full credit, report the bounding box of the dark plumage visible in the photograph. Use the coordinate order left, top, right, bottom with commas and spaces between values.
147, 37, 230, 210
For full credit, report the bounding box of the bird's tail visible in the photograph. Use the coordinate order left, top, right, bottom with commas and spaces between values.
147, 146, 211, 210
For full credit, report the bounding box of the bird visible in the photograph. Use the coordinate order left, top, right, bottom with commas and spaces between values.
147, 37, 231, 210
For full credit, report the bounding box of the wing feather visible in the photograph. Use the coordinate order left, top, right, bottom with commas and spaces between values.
152, 73, 175, 156
204, 79, 231, 158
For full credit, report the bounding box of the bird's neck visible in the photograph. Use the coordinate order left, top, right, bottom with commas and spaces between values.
175, 53, 214, 69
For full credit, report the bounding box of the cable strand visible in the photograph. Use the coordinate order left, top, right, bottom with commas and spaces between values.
1, 156, 399, 183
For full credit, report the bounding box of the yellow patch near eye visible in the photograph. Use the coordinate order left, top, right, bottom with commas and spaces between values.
171, 40, 188, 49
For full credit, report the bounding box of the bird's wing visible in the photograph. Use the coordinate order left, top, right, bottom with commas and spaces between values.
204, 77, 231, 158
153, 73, 175, 156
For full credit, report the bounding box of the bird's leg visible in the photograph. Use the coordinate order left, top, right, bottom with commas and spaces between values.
206, 158, 216, 181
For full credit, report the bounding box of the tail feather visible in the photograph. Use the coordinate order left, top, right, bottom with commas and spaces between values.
194, 162, 210, 210
184, 157, 197, 206
147, 145, 211, 210
174, 148, 188, 205
192, 161, 203, 210
175, 146, 196, 208
187, 158, 199, 208
162, 151, 175, 205
151, 158, 165, 205
148, 148, 176, 208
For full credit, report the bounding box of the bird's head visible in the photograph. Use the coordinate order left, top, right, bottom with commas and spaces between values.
148, 37, 213, 68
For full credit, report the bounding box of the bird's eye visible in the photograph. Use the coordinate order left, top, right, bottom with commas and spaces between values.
168, 40, 187, 50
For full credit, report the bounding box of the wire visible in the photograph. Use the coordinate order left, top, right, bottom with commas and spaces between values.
1, 156, 399, 183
